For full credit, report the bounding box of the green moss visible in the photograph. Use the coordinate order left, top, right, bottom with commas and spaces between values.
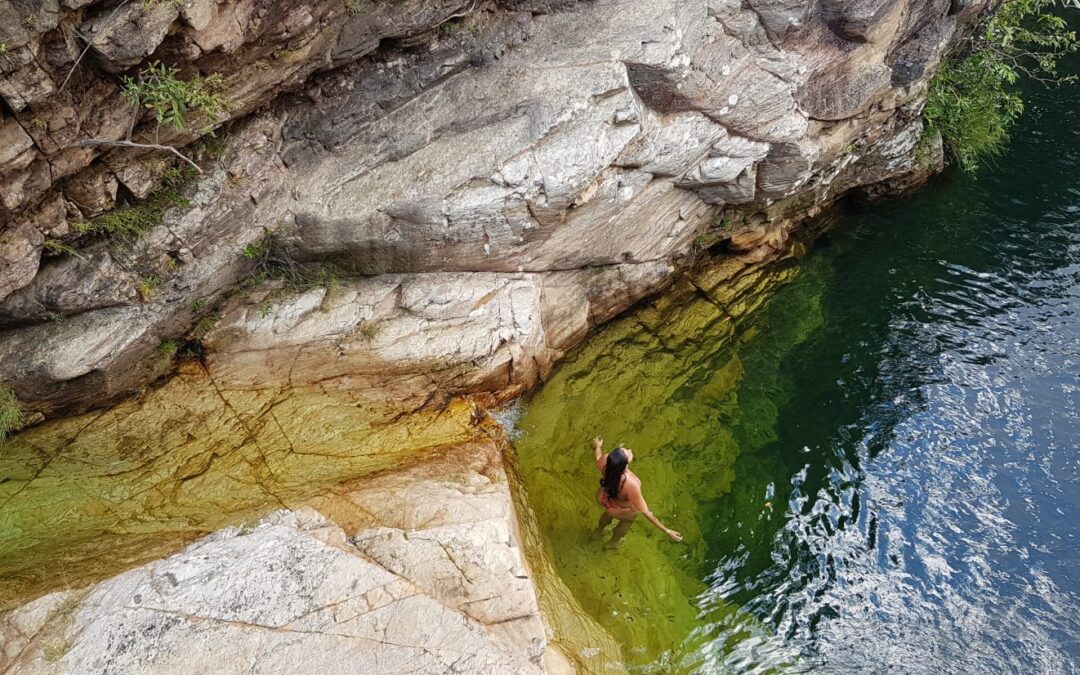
924, 0, 1076, 174
359, 322, 379, 340
0, 386, 24, 443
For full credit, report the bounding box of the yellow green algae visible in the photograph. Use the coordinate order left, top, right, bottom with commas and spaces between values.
0, 363, 486, 609
513, 241, 831, 671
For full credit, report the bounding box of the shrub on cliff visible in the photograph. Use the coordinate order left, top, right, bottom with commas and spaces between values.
925, 0, 1077, 173
122, 61, 226, 131
0, 385, 24, 443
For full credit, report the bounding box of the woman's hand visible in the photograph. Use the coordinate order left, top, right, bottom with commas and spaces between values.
592, 436, 604, 450
666, 529, 683, 542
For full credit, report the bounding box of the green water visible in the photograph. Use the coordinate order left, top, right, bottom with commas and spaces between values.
514, 53, 1080, 671
514, 247, 829, 670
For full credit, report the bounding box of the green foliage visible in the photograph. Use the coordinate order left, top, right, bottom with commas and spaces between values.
73, 185, 190, 241
122, 61, 226, 130
243, 231, 343, 292
136, 274, 160, 300
191, 298, 207, 312
193, 314, 220, 338
161, 164, 198, 188
343, 0, 366, 15
0, 385, 24, 443
43, 239, 78, 257
924, 56, 1024, 173
925, 0, 1077, 173
242, 237, 271, 261
158, 339, 181, 361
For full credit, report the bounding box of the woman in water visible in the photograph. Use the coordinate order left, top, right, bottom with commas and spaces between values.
593, 436, 683, 546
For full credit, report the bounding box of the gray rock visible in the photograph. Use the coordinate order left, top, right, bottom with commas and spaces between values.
0, 222, 43, 303
82, 1, 180, 71
0, 0, 984, 419
0, 440, 596, 674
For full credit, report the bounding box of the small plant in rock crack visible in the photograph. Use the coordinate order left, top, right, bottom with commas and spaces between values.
243, 232, 343, 292
122, 61, 227, 131
136, 274, 160, 301
343, 0, 367, 15
192, 314, 220, 339
158, 338, 181, 362
72, 174, 193, 242
0, 385, 24, 444
43, 239, 78, 257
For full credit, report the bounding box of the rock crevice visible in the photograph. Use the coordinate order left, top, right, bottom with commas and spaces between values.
0, 0, 981, 422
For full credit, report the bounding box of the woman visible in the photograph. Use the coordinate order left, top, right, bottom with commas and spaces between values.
593, 436, 683, 546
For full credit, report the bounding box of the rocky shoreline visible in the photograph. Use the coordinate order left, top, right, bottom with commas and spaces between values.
0, 433, 622, 673
0, 0, 977, 422
0, 0, 991, 670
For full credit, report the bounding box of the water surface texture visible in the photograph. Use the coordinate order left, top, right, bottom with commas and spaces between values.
515, 63, 1080, 672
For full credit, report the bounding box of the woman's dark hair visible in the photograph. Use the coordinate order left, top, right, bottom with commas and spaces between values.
601, 447, 629, 499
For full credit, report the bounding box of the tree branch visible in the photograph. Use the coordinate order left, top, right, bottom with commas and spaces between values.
72, 138, 203, 173
57, 0, 132, 94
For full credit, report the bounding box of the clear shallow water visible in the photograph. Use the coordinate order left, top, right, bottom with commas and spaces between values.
515, 58, 1080, 672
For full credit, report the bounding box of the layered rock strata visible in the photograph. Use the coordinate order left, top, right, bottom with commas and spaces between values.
0, 0, 975, 422
0, 437, 623, 674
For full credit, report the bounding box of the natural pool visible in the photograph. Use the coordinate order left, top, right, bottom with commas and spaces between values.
514, 62, 1080, 672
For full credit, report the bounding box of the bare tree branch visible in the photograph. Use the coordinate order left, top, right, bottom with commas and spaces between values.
72, 138, 203, 173
57, 0, 132, 94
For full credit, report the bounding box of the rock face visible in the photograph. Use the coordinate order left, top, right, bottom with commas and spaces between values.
0, 439, 622, 674
0, 0, 977, 420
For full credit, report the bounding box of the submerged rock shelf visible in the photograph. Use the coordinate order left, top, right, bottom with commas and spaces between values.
0, 366, 483, 609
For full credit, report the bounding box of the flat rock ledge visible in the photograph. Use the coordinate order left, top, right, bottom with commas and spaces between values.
0, 440, 620, 674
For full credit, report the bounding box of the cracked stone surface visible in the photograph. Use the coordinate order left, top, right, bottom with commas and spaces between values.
0, 0, 970, 422
0, 363, 494, 610
0, 437, 621, 674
